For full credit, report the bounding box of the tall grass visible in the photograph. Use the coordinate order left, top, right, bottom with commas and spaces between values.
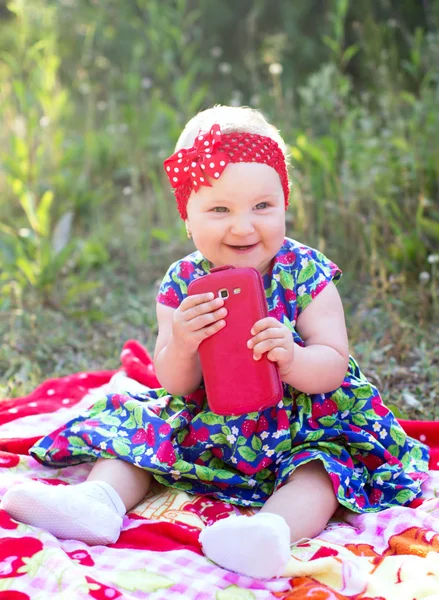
0, 0, 437, 318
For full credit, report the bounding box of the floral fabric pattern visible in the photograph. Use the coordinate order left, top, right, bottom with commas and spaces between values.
30, 238, 429, 512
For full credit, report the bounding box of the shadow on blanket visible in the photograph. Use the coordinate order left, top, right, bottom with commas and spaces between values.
0, 340, 438, 599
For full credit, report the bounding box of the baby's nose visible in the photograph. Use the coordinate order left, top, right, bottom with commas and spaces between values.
230, 217, 255, 235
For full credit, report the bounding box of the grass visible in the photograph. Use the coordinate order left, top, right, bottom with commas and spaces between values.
1, 239, 437, 422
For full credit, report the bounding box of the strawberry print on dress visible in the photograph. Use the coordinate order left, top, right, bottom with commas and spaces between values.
30, 238, 429, 512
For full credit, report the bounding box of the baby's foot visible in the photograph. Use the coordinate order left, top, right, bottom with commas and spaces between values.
199, 512, 291, 579
1, 480, 125, 545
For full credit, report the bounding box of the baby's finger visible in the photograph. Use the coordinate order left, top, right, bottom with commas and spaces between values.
247, 327, 284, 349
181, 292, 215, 308
252, 338, 284, 360
198, 318, 226, 340
190, 306, 228, 331
183, 296, 224, 320
250, 317, 281, 335
266, 347, 288, 362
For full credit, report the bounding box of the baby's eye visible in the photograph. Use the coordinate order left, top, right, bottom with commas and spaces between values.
255, 202, 269, 209
212, 206, 229, 213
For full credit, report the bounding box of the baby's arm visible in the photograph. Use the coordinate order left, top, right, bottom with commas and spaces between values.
284, 282, 349, 393
154, 293, 226, 396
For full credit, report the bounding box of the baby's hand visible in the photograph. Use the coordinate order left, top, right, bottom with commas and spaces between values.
247, 317, 294, 378
172, 293, 227, 355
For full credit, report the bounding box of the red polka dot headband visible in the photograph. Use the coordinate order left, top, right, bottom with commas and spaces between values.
163, 124, 290, 220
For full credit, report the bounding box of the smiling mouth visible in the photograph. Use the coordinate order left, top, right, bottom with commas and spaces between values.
227, 243, 259, 251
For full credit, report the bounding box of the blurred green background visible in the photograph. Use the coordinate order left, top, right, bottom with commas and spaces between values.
0, 0, 438, 416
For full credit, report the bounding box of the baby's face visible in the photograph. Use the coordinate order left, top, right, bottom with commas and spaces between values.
186, 162, 286, 274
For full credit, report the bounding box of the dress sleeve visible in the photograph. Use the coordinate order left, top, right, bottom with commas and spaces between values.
294, 246, 342, 316
156, 257, 200, 308
156, 261, 185, 308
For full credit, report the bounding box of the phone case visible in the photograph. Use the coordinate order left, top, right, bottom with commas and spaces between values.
187, 265, 283, 415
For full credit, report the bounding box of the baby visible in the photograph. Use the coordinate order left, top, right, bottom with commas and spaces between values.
2, 105, 429, 579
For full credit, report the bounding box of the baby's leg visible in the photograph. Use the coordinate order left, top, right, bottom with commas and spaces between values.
260, 459, 339, 541
2, 458, 152, 545
200, 461, 338, 579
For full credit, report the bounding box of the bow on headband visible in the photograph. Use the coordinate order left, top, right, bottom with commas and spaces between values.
163, 123, 290, 220
164, 124, 230, 192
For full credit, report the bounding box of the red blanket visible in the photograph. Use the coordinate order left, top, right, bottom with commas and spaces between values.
0, 339, 438, 599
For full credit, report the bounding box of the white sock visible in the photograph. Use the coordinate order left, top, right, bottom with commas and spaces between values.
199, 512, 291, 579
1, 479, 125, 545
81, 480, 126, 516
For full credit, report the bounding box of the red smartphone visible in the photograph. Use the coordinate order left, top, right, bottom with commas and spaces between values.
187, 265, 283, 415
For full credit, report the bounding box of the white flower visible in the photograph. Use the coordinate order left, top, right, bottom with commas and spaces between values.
341, 410, 349, 419
373, 422, 381, 432
241, 499, 252, 505
99, 441, 107, 450
300, 257, 309, 268
252, 494, 261, 499
226, 434, 236, 444
146, 448, 154, 456
134, 456, 142, 464
379, 429, 388, 440
219, 62, 232, 74
266, 449, 275, 457
269, 63, 283, 76
118, 431, 129, 437
231, 427, 239, 436
70, 425, 81, 434
344, 477, 350, 485
260, 431, 269, 440
297, 285, 306, 296
262, 445, 270, 452
170, 470, 181, 480
210, 46, 223, 58
272, 430, 285, 439
427, 254, 439, 264
376, 476, 384, 486
120, 410, 127, 417
205, 443, 213, 449
231, 457, 237, 464
248, 478, 257, 487
277, 400, 284, 408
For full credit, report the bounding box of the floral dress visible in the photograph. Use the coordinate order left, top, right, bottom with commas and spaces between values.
30, 238, 429, 512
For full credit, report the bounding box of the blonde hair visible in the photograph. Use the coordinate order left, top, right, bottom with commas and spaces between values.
176, 105, 287, 158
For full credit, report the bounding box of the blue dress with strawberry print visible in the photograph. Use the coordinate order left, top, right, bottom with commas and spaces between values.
30, 238, 429, 512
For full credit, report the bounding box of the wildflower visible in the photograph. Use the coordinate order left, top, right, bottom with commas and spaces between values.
219, 62, 232, 74
210, 47, 223, 58
269, 63, 283, 76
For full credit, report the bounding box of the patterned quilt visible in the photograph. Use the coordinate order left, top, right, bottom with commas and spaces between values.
0, 341, 438, 599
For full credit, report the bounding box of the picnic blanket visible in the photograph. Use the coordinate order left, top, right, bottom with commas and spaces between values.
0, 340, 438, 599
